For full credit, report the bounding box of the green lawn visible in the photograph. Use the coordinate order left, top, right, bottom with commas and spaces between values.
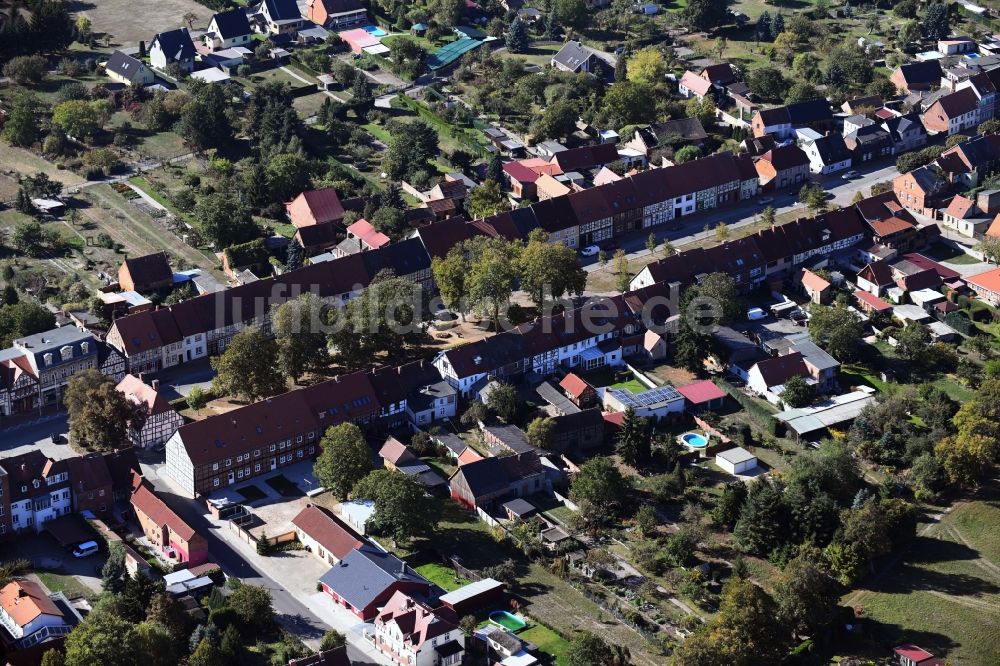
924, 242, 982, 265
610, 378, 650, 394
519, 623, 572, 666
35, 572, 96, 601
414, 562, 469, 592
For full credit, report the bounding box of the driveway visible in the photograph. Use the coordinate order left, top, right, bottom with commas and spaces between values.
0, 532, 106, 596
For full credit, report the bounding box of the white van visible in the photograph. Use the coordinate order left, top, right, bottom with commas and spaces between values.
72, 541, 99, 558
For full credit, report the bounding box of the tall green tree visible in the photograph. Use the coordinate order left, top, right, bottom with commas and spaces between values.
505, 17, 529, 53
616, 407, 650, 467
228, 583, 274, 631
733, 477, 789, 557
179, 81, 234, 150
313, 422, 372, 498
195, 195, 259, 249
465, 237, 520, 330
272, 293, 329, 382
211, 328, 286, 403
351, 470, 438, 543
431, 248, 468, 320
64, 609, 141, 666
570, 457, 630, 524
518, 229, 586, 309
3, 91, 38, 146
65, 370, 134, 450
683, 0, 729, 31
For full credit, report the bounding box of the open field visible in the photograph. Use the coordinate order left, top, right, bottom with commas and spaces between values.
77, 0, 213, 46
844, 495, 1000, 666
414, 562, 469, 592
0, 146, 85, 189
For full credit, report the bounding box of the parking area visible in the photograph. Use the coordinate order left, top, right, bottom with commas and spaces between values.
0, 532, 105, 598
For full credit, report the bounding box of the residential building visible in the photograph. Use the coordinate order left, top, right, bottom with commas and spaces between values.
65, 453, 113, 518
603, 384, 685, 419
545, 409, 604, 454
893, 164, 947, 216
149, 28, 196, 72
335, 219, 389, 257
252, 0, 305, 34
751, 99, 833, 139
104, 50, 154, 86
797, 268, 831, 304
893, 644, 944, 666
857, 261, 895, 296
0, 580, 80, 649
204, 8, 253, 49
130, 473, 209, 565
890, 60, 943, 93
936, 133, 1000, 188
551, 143, 619, 173
621, 117, 708, 164
448, 452, 549, 512
550, 41, 612, 75
677, 70, 712, 99
854, 289, 893, 314
746, 352, 811, 404
922, 88, 980, 135
372, 591, 464, 666
291, 505, 363, 565
306, 0, 366, 29
755, 145, 810, 190
941, 194, 992, 237
2, 452, 71, 534
844, 125, 893, 165
403, 378, 457, 426
10, 327, 98, 409
801, 132, 853, 174
286, 187, 346, 228
882, 113, 928, 154
319, 544, 432, 620
791, 340, 840, 392
559, 373, 597, 408
289, 647, 353, 666
966, 266, 1000, 305
116, 374, 184, 449
118, 252, 173, 294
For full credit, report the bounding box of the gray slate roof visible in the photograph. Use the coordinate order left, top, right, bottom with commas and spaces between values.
318, 544, 429, 610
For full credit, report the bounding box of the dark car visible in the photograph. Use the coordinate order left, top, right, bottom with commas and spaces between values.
51, 433, 66, 444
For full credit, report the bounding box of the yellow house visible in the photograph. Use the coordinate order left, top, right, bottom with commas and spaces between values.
105, 50, 154, 87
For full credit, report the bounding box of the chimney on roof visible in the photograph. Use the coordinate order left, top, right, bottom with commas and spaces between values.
473, 356, 482, 366
151, 379, 159, 391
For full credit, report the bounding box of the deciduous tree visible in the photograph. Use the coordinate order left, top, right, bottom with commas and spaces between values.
66, 370, 134, 450
210, 328, 285, 403
313, 422, 373, 498
351, 470, 438, 543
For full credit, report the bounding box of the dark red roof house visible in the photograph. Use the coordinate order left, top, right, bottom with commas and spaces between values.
291, 505, 363, 565
676, 380, 727, 412
286, 188, 346, 228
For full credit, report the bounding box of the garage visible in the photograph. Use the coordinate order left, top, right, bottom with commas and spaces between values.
715, 447, 758, 475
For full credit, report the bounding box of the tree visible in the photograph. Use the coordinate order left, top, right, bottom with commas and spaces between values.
266, 152, 312, 202
526, 417, 556, 449
65, 370, 134, 450
616, 407, 650, 466
570, 457, 630, 524
3, 92, 38, 146
0, 301, 56, 348
467, 180, 507, 220
627, 47, 666, 87
179, 82, 233, 150
676, 579, 787, 665
687, 272, 742, 324
466, 237, 520, 330
285, 238, 304, 270
923, 3, 949, 41
320, 630, 346, 651
518, 229, 586, 308
799, 183, 827, 212
566, 632, 629, 666
747, 66, 788, 102
600, 81, 656, 128
733, 477, 789, 557
4, 55, 47, 85
313, 422, 373, 498
101, 542, 127, 594
351, 69, 372, 105
64, 610, 141, 666
505, 17, 529, 53
894, 322, 930, 363
760, 206, 776, 228
211, 328, 285, 403
534, 98, 579, 141
432, 249, 468, 320
683, 0, 728, 31
554, 0, 588, 29
11, 220, 45, 256
711, 481, 748, 529
51, 99, 98, 140
228, 583, 273, 631
188, 638, 222, 666
674, 145, 701, 164
773, 549, 839, 637
41, 650, 65, 666
780, 374, 815, 408
351, 470, 438, 543
486, 382, 521, 422
486, 154, 503, 184
273, 293, 329, 382
195, 195, 258, 249
611, 249, 631, 294
383, 119, 438, 180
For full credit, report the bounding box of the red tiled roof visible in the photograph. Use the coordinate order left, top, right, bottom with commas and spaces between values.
854, 290, 892, 312
286, 188, 345, 228
130, 474, 196, 541
676, 380, 726, 405
988, 213, 1000, 238
945, 194, 976, 219
753, 352, 808, 387
893, 645, 935, 663
900, 253, 960, 281
559, 372, 591, 398
291, 505, 363, 561
457, 448, 483, 465
870, 216, 914, 237
503, 161, 540, 184
379, 436, 419, 466
966, 266, 1000, 294
679, 70, 712, 96
798, 268, 831, 293
0, 580, 63, 628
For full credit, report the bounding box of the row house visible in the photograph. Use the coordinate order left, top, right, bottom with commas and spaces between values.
116, 374, 185, 449
372, 592, 464, 666
130, 473, 208, 566
857, 191, 927, 251
755, 145, 810, 191
432, 295, 643, 397
107, 242, 429, 376
882, 113, 928, 154
632, 205, 868, 290
0, 452, 71, 535
935, 133, 1000, 189
893, 164, 948, 216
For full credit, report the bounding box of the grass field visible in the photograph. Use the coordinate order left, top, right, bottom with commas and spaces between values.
518, 623, 571, 666
78, 0, 212, 45
414, 562, 469, 592
35, 571, 97, 601
844, 496, 1000, 666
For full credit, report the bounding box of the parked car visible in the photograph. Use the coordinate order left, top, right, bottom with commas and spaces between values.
757, 196, 774, 205
72, 541, 99, 558
580, 245, 600, 257
841, 170, 860, 180
51, 433, 66, 444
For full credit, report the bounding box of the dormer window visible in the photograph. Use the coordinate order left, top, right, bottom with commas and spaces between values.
60, 346, 73, 361
43, 353, 53, 366
81, 342, 89, 354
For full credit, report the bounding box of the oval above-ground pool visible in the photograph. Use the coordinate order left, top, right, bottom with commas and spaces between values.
489, 610, 527, 631
681, 432, 708, 448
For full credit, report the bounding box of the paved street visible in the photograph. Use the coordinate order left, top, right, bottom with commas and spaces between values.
582, 160, 903, 272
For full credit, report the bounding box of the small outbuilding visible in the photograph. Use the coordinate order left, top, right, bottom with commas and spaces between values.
715, 447, 758, 475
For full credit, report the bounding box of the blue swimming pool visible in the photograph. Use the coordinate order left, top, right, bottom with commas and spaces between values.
364, 25, 388, 36
681, 432, 708, 448
489, 610, 527, 631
